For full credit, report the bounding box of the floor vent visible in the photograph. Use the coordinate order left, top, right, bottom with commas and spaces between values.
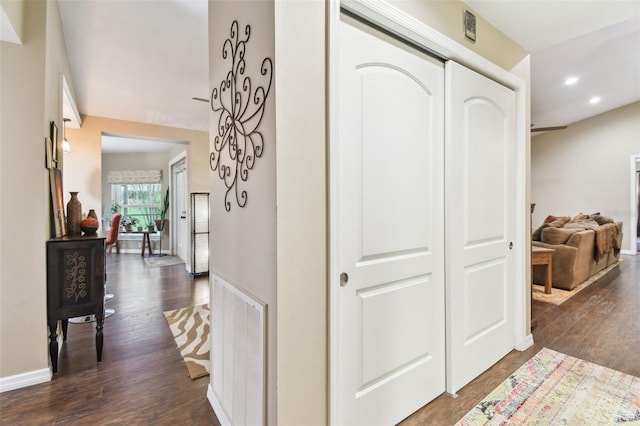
209, 274, 265, 426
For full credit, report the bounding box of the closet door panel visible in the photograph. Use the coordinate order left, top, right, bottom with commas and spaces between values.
336, 15, 446, 426
445, 60, 516, 395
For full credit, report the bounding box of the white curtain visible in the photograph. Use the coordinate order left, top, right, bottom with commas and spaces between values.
107, 169, 162, 184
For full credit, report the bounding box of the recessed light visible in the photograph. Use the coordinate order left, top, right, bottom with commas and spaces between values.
565, 76, 578, 86
589, 97, 601, 104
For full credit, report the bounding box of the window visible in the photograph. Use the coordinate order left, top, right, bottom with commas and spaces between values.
111, 183, 162, 228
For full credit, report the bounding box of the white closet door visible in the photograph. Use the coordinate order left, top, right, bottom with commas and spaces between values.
336, 16, 445, 425
445, 60, 516, 394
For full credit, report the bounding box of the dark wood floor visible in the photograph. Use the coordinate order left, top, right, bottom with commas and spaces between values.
0, 254, 219, 425
401, 253, 639, 425
1, 253, 637, 425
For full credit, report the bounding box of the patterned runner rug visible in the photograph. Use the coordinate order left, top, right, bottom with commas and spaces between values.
456, 347, 640, 425
532, 259, 623, 305
164, 304, 210, 380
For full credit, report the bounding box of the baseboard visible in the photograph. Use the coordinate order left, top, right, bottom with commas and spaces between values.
0, 368, 51, 393
207, 383, 232, 426
620, 249, 636, 256
516, 333, 534, 351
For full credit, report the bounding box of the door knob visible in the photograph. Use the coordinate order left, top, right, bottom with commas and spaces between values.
340, 272, 349, 287
509, 242, 513, 250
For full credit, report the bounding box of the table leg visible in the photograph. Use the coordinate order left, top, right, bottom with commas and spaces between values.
140, 235, 146, 256
49, 322, 58, 374
545, 262, 553, 294
146, 233, 152, 256
95, 314, 104, 363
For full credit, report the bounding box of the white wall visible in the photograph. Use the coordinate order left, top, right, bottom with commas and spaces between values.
0, 0, 23, 44
532, 101, 640, 253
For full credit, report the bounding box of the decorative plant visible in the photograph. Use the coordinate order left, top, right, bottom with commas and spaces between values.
155, 188, 170, 231
159, 187, 169, 221
122, 217, 133, 232
111, 201, 121, 215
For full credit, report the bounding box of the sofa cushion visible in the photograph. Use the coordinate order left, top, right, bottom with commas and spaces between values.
570, 213, 589, 222
543, 215, 570, 224
589, 214, 614, 225
532, 216, 570, 241
541, 226, 582, 244
565, 219, 599, 229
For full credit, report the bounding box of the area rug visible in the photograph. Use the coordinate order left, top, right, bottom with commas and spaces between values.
163, 304, 210, 379
456, 347, 640, 425
532, 259, 623, 305
144, 255, 184, 268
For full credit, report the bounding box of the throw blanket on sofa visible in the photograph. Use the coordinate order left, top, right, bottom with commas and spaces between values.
594, 223, 620, 262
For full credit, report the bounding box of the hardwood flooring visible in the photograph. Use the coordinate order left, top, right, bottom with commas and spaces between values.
0, 254, 219, 425
401, 253, 639, 425
1, 253, 637, 425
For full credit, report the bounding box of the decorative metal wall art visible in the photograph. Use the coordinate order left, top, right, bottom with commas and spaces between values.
210, 20, 273, 211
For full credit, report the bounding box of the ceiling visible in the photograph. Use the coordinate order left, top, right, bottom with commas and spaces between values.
58, 0, 210, 139
464, 0, 640, 131
58, 0, 640, 150
101, 134, 187, 154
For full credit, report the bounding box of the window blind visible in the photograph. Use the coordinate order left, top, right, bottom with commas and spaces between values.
107, 170, 162, 184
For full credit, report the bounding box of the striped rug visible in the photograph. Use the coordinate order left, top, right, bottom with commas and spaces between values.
163, 304, 210, 380
456, 347, 640, 425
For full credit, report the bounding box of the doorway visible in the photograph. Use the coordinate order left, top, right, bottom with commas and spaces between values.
170, 155, 188, 261
634, 155, 640, 254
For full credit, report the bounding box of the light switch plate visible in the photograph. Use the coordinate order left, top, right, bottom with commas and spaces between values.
464, 10, 476, 43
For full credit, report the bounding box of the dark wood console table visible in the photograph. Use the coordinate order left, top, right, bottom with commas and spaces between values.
46, 233, 106, 374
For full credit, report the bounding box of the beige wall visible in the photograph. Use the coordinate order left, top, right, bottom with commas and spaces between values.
274, 1, 326, 424
532, 101, 640, 253
388, 0, 528, 70
0, 0, 70, 380
206, 1, 527, 424
66, 115, 207, 263
209, 2, 278, 425
65, 115, 208, 217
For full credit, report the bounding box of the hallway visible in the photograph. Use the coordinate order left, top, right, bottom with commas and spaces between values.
0, 254, 637, 424
0, 254, 217, 425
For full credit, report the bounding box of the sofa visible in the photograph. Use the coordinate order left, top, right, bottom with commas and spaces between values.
532, 213, 623, 291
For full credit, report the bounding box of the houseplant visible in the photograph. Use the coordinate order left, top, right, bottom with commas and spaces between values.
155, 187, 169, 231
131, 217, 142, 232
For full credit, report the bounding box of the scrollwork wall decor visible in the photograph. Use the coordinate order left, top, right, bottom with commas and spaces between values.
210, 20, 273, 211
